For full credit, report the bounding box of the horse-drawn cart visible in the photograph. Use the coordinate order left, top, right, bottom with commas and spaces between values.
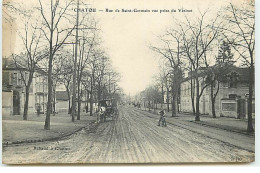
98, 99, 118, 122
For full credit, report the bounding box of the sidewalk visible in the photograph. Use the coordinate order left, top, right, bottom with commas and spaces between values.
2, 112, 97, 146
137, 106, 255, 135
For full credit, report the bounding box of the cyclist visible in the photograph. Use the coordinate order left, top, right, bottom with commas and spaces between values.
158, 110, 166, 127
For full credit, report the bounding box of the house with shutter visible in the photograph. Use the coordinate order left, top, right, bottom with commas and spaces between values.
2, 57, 48, 116
179, 65, 255, 119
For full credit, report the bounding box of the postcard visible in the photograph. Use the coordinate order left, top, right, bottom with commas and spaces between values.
2, 0, 255, 164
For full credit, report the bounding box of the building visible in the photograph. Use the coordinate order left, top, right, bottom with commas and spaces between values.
179, 66, 255, 119
55, 91, 69, 113
2, 58, 48, 116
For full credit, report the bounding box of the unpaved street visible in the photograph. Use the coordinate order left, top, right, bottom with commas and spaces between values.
2, 106, 254, 164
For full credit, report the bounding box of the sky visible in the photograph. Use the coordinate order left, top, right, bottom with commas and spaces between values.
90, 0, 229, 96
3, 0, 243, 96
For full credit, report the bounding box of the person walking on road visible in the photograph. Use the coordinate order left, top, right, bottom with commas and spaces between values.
158, 110, 166, 127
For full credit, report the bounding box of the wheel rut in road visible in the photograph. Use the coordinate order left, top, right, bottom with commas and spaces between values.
133, 108, 255, 152
2, 106, 255, 164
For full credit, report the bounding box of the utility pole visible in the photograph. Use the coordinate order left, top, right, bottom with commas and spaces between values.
71, 0, 79, 122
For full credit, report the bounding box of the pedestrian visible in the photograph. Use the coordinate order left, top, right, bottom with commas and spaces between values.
158, 110, 166, 127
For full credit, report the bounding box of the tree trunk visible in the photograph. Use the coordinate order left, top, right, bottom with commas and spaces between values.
98, 83, 101, 101
90, 76, 94, 116
90, 92, 93, 116
66, 86, 71, 114
87, 91, 89, 112
77, 97, 81, 120
77, 80, 81, 120
195, 77, 200, 121
23, 86, 30, 120
247, 65, 254, 132
153, 100, 156, 113
161, 84, 163, 109
44, 29, 54, 130
191, 94, 195, 116
177, 87, 180, 113
52, 84, 56, 116
210, 82, 216, 118
190, 74, 195, 116
171, 89, 176, 117
44, 60, 53, 130
166, 88, 170, 112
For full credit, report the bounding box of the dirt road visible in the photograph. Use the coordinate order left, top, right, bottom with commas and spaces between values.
2, 106, 254, 164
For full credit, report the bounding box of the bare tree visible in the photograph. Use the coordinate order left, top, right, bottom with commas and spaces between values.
222, 1, 255, 132
96, 56, 109, 101
70, 0, 98, 121
157, 63, 171, 112
206, 40, 234, 118
55, 49, 74, 114
151, 27, 183, 117
38, 0, 76, 130
180, 11, 221, 121
142, 86, 160, 112
13, 17, 46, 120
2, 1, 28, 24
87, 50, 99, 116
101, 64, 121, 100
76, 31, 96, 120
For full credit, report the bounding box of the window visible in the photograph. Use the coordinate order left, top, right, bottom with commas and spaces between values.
228, 72, 239, 88
2, 72, 10, 85
18, 73, 22, 85
229, 76, 237, 88
229, 94, 237, 100
13, 73, 18, 86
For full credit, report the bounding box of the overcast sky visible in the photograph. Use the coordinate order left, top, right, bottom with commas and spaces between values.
4, 0, 243, 95
91, 0, 231, 96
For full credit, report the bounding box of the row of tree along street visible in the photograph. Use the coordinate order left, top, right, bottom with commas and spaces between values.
3, 0, 121, 130
138, 1, 254, 132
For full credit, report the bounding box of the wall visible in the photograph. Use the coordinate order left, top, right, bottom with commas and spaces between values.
2, 91, 13, 116
179, 78, 255, 119
220, 99, 237, 118
56, 100, 69, 113
2, 69, 48, 116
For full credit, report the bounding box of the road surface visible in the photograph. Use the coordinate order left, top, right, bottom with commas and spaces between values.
2, 105, 254, 164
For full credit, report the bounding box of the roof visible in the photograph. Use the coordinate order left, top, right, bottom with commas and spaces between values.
56, 91, 69, 101
2, 56, 47, 75
181, 65, 250, 83
226, 66, 250, 82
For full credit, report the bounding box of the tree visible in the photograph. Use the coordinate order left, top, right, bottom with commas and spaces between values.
13, 18, 46, 120
102, 67, 121, 100
87, 49, 99, 116
142, 86, 161, 112
76, 28, 96, 120
38, 0, 76, 130
156, 64, 171, 111
181, 11, 221, 121
222, 1, 255, 132
207, 40, 234, 118
56, 50, 74, 114
217, 40, 234, 64
150, 26, 183, 117
2, 1, 28, 23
